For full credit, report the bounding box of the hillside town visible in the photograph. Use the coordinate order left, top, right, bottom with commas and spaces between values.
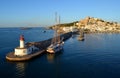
78, 17, 120, 33
50, 16, 120, 33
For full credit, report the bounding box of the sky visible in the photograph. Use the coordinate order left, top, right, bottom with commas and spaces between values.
0, 0, 120, 27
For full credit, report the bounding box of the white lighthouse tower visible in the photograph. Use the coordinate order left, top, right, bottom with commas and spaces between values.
14, 35, 28, 56
20, 35, 25, 48
14, 35, 39, 56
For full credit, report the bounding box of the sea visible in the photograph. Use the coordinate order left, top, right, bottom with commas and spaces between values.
1, 27, 120, 78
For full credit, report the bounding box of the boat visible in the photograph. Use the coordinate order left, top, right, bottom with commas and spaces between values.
78, 36, 84, 41
46, 13, 64, 53
78, 29, 84, 41
46, 37, 64, 53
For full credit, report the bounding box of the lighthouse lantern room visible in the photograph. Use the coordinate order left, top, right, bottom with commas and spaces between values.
20, 35, 25, 48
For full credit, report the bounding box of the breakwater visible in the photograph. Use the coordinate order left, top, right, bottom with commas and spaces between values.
6, 32, 72, 61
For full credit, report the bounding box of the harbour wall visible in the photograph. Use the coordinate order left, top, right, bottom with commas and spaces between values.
6, 32, 72, 61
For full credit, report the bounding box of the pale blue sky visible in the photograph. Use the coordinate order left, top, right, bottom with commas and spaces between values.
0, 0, 120, 27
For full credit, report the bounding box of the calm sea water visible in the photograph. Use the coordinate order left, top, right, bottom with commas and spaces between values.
1, 28, 120, 78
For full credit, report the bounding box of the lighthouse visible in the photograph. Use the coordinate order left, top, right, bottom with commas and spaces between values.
14, 35, 39, 56
20, 35, 25, 48
14, 35, 27, 56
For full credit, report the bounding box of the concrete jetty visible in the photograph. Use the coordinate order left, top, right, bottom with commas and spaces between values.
6, 32, 72, 61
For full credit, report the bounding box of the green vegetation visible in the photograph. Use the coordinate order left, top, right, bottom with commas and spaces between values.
48, 21, 78, 29
59, 21, 78, 27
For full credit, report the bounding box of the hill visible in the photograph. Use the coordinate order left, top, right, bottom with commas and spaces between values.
49, 16, 120, 33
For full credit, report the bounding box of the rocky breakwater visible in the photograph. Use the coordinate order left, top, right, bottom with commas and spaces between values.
6, 32, 72, 61
78, 17, 120, 33
27, 32, 72, 50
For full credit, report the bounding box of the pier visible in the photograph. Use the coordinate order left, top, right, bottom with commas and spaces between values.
6, 32, 72, 61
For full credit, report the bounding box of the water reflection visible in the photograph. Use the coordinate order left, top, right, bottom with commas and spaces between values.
47, 53, 55, 63
46, 52, 63, 63
15, 62, 27, 78
46, 52, 62, 78
71, 34, 77, 39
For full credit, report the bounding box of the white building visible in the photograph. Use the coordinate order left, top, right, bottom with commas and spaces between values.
63, 27, 71, 32
63, 26, 78, 32
70, 26, 78, 32
14, 35, 39, 56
